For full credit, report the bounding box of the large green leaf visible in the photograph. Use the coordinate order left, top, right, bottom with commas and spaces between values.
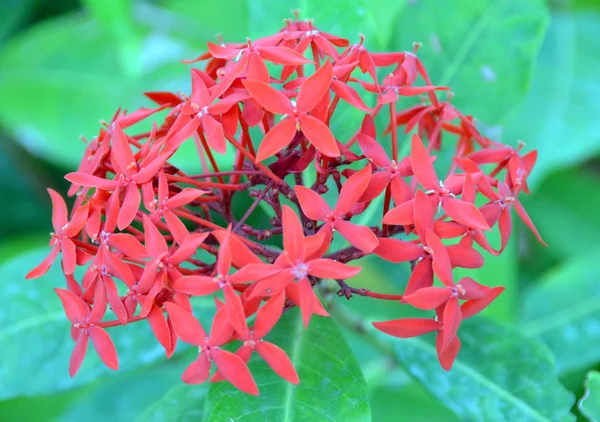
202, 308, 370, 421
520, 247, 600, 376
0, 246, 213, 399
506, 11, 600, 185
391, 0, 549, 126
57, 359, 188, 422
579, 371, 600, 422
519, 168, 600, 259
387, 318, 575, 421
137, 384, 207, 422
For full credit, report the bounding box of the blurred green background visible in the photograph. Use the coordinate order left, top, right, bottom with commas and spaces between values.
1, 0, 600, 421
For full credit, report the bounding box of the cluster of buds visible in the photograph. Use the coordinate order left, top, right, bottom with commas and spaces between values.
28, 16, 545, 395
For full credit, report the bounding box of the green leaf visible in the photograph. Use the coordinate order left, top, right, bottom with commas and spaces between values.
506, 11, 600, 185
520, 247, 600, 376
391, 0, 549, 126
387, 318, 575, 421
0, 11, 224, 171
57, 360, 189, 422
370, 381, 461, 422
137, 384, 207, 422
0, 0, 36, 41
519, 167, 600, 259
163, 0, 249, 42
579, 371, 600, 422
202, 308, 371, 421
0, 247, 176, 398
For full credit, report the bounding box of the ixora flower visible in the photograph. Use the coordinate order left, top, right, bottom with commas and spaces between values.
27, 15, 545, 395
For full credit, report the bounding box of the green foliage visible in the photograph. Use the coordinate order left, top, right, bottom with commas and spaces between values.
520, 247, 600, 376
506, 10, 600, 185
388, 318, 575, 421
391, 0, 549, 126
203, 308, 371, 421
579, 371, 600, 421
137, 384, 207, 422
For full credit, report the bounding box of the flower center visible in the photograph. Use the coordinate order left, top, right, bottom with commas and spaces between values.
292, 263, 309, 280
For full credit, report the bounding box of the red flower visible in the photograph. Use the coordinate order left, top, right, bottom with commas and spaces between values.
55, 284, 119, 376
27, 189, 89, 278
295, 166, 379, 252
165, 302, 259, 395
242, 61, 339, 161
247, 205, 362, 327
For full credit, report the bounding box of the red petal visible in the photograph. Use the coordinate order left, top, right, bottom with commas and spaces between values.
182, 354, 211, 384
282, 205, 306, 264
331, 80, 371, 112
65, 172, 118, 191
441, 296, 461, 352
457, 277, 491, 300
357, 134, 391, 168
257, 341, 300, 384
373, 238, 423, 263
447, 245, 484, 269
334, 219, 379, 253
373, 318, 441, 338
299, 115, 340, 158
223, 284, 248, 338
173, 275, 219, 296
211, 349, 259, 395
108, 233, 147, 259
259, 45, 311, 65
118, 183, 141, 230
294, 185, 331, 220
335, 165, 371, 215
111, 124, 136, 174
254, 292, 285, 339
170, 232, 210, 264
360, 172, 391, 202
405, 258, 434, 295
201, 114, 227, 154
461, 286, 504, 319
436, 333, 461, 371
61, 238, 77, 275
48, 188, 68, 232
88, 327, 119, 373
308, 258, 362, 279
142, 215, 168, 257
190, 69, 210, 106
167, 188, 208, 209
297, 61, 333, 112
298, 276, 315, 328
164, 302, 205, 345
442, 197, 490, 231
241, 79, 293, 114
382, 199, 415, 226
216, 228, 232, 276
250, 271, 294, 298
426, 229, 454, 286
255, 118, 297, 162
26, 246, 60, 279
513, 199, 547, 246
55, 288, 90, 323
413, 190, 434, 241
410, 134, 439, 191
402, 287, 451, 310
104, 276, 128, 324
69, 333, 89, 377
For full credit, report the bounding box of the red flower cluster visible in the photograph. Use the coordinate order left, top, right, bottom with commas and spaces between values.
28, 17, 545, 394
